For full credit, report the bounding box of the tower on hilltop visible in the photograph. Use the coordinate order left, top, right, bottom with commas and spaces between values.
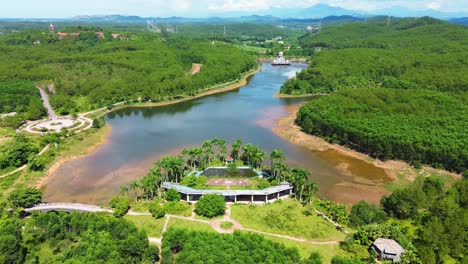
49, 23, 55, 34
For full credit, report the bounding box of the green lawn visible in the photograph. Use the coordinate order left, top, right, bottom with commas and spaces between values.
231, 200, 346, 241
123, 215, 166, 238
166, 218, 215, 233
260, 234, 349, 263
163, 201, 193, 217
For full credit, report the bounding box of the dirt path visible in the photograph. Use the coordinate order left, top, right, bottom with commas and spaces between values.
38, 87, 57, 120
191, 63, 203, 75
0, 144, 50, 179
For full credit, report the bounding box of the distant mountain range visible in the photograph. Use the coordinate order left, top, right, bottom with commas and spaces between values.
2, 4, 466, 23
448, 17, 468, 26
210, 4, 467, 19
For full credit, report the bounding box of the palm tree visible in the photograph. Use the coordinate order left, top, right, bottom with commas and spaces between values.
269, 149, 285, 179
241, 144, 254, 166
129, 180, 140, 201
141, 169, 162, 200
275, 162, 290, 182
305, 181, 318, 204
291, 168, 310, 203
231, 138, 243, 160
202, 140, 213, 165
251, 147, 266, 169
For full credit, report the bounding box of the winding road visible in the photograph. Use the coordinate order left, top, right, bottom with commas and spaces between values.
38, 87, 57, 120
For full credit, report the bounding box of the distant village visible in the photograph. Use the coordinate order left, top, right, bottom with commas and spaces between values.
34, 23, 126, 45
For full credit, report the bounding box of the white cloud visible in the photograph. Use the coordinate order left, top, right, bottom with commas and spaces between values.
426, 1, 441, 10
208, 0, 273, 11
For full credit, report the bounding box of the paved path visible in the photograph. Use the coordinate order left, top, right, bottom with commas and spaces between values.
148, 237, 162, 244
38, 87, 57, 120
25, 202, 343, 246
24, 202, 113, 213
0, 144, 50, 179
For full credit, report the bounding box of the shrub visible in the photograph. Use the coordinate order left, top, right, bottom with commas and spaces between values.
165, 189, 181, 202
109, 196, 131, 217
149, 202, 166, 219
163, 201, 191, 216
195, 194, 226, 218
8, 188, 42, 209
257, 179, 270, 189
227, 162, 239, 176
331, 256, 365, 264
304, 252, 323, 264
220, 221, 233, 229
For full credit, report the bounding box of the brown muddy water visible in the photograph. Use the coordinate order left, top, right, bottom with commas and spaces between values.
43, 64, 391, 205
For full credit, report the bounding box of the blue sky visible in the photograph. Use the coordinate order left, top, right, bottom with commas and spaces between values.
1, 0, 467, 18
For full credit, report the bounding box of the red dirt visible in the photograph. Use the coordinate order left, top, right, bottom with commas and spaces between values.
191, 63, 203, 75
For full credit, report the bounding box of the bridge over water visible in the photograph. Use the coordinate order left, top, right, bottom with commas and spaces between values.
25, 203, 113, 213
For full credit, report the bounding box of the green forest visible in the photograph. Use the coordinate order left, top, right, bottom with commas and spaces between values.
281, 17, 468, 94
0, 81, 46, 120
162, 228, 310, 264
0, 27, 257, 117
0, 210, 158, 263
279, 17, 468, 173
343, 175, 468, 264
296, 88, 467, 172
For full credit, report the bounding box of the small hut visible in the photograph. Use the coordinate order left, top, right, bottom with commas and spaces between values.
370, 238, 405, 263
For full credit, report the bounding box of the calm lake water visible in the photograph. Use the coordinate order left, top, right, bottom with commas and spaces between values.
43, 64, 391, 204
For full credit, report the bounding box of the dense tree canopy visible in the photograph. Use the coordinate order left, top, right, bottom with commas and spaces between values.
0, 29, 257, 116
0, 134, 40, 170
162, 228, 306, 264
0, 80, 46, 119
281, 17, 468, 94
15, 211, 158, 263
296, 88, 467, 172
195, 194, 226, 218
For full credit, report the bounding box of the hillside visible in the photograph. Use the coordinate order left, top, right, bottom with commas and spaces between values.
0, 28, 256, 116
280, 17, 468, 173
282, 17, 468, 94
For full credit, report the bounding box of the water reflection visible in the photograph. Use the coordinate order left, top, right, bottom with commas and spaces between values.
43, 64, 391, 204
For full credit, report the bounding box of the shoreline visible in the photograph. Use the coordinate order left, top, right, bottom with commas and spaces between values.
37, 124, 112, 189
86, 67, 261, 119
39, 67, 260, 189
275, 93, 326, 99
272, 103, 461, 184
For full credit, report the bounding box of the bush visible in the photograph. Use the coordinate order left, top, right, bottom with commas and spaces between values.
163, 201, 191, 216
165, 189, 181, 202
8, 187, 42, 209
149, 202, 166, 219
349, 200, 387, 227
109, 196, 131, 217
331, 256, 365, 264
304, 252, 323, 264
195, 194, 226, 218
220, 221, 233, 229
257, 179, 270, 189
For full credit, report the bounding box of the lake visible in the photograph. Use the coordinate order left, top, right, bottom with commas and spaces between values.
43, 64, 391, 204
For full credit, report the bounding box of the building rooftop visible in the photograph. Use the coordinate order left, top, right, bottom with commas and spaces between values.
372, 238, 405, 255
162, 182, 292, 196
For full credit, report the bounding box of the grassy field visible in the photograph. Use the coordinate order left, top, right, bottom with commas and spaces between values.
166, 218, 215, 233
164, 201, 193, 217
386, 169, 460, 192
260, 234, 349, 263
231, 200, 346, 241
124, 215, 166, 238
